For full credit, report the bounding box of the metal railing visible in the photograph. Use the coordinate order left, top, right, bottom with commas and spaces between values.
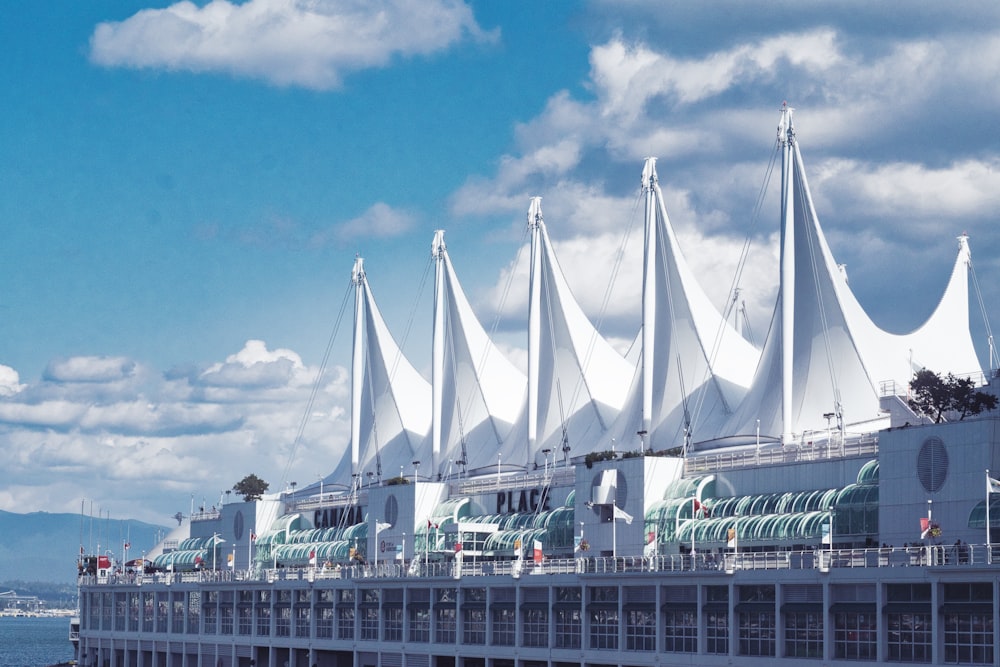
81, 543, 999, 588
685, 435, 879, 475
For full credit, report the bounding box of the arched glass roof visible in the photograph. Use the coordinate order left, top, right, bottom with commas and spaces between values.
857, 459, 879, 485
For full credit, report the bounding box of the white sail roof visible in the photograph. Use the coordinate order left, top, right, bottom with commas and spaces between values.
722, 107, 983, 444
517, 198, 633, 467
431, 231, 527, 478
607, 158, 759, 452
352, 258, 431, 480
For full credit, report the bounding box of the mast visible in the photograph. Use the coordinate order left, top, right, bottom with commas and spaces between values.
351, 255, 366, 473
640, 158, 657, 450
431, 231, 446, 472
778, 103, 796, 445
527, 198, 543, 454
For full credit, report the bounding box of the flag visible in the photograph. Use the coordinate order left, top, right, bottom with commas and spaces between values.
612, 505, 633, 525
920, 517, 941, 539
644, 532, 657, 557
821, 524, 831, 545
309, 549, 317, 566
427, 519, 438, 530
395, 545, 403, 561
227, 553, 234, 568
349, 546, 356, 559
124, 541, 130, 550
376, 521, 391, 533
533, 540, 543, 564
726, 528, 737, 548
514, 537, 522, 558
454, 542, 463, 553
98, 555, 111, 570
250, 531, 257, 541
988, 474, 1000, 495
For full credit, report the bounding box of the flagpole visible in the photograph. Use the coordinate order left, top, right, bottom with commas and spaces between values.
691, 497, 696, 571
987, 469, 993, 562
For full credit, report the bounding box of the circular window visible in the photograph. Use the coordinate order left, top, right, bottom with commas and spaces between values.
233, 510, 244, 541
384, 495, 399, 527
917, 436, 949, 493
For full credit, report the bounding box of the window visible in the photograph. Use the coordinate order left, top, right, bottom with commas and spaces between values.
522, 608, 548, 648
360, 607, 379, 640
115, 592, 127, 632
738, 611, 775, 656
295, 606, 310, 638
275, 606, 291, 637
237, 606, 252, 635
408, 607, 430, 642
316, 607, 333, 639
490, 607, 516, 646
833, 611, 876, 660
663, 610, 697, 653
203, 604, 217, 635
128, 592, 140, 633
220, 605, 233, 635
255, 604, 271, 637
705, 611, 728, 655
142, 593, 154, 633
337, 607, 355, 640
785, 611, 823, 659
554, 608, 581, 649
625, 609, 656, 651
383, 607, 403, 642
172, 594, 185, 634
886, 613, 931, 663
463, 608, 486, 644
435, 608, 457, 643
589, 608, 619, 650
944, 612, 993, 664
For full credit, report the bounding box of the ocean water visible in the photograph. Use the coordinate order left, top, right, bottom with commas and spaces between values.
0, 616, 74, 667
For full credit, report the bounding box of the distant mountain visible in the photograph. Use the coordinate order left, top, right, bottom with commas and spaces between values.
0, 510, 168, 584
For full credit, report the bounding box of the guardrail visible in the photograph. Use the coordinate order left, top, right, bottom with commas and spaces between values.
81, 543, 998, 588
685, 435, 878, 475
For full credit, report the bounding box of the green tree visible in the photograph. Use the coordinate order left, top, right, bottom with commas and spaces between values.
233, 473, 269, 501
908, 369, 997, 423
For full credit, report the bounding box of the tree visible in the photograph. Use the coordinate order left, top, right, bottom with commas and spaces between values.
908, 369, 997, 423
233, 473, 269, 501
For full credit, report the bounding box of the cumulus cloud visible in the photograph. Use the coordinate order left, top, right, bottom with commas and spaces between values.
0, 365, 24, 396
0, 341, 350, 523
44, 356, 136, 383
89, 0, 495, 89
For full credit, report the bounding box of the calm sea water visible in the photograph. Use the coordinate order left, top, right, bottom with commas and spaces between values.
0, 616, 74, 667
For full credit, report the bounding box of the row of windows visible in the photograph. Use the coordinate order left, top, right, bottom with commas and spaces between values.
81, 582, 997, 664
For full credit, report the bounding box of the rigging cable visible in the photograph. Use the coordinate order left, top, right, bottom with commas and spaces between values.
969, 252, 998, 372
279, 279, 354, 491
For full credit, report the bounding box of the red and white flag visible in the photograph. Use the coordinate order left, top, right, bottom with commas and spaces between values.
309, 549, 317, 566
533, 540, 543, 564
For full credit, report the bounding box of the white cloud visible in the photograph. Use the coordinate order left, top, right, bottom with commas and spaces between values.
89, 0, 494, 89
44, 356, 136, 383
312, 202, 417, 247
0, 341, 350, 524
0, 365, 24, 396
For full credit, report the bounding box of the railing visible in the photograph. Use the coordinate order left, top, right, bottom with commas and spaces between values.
292, 490, 368, 512
454, 467, 576, 495
80, 544, 999, 588
685, 435, 879, 475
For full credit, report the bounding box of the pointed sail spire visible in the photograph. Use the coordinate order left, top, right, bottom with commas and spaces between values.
725, 104, 983, 443
609, 158, 758, 452
351, 257, 431, 480
525, 198, 633, 463
432, 230, 526, 477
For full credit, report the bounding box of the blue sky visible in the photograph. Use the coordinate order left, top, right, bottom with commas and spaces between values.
3, 0, 1000, 526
